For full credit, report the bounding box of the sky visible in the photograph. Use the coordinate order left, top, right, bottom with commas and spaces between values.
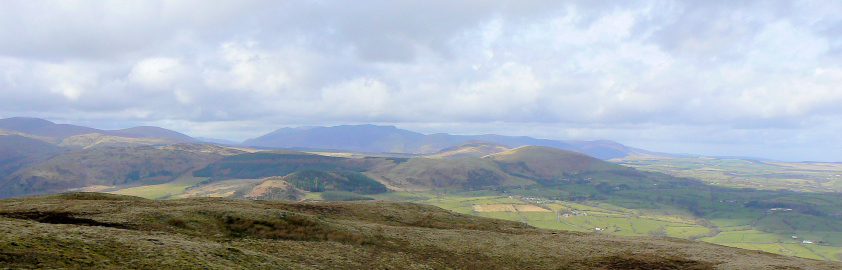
1, 1, 841, 162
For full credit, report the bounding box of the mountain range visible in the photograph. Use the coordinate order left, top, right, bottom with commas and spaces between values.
0, 117, 198, 146
243, 124, 664, 159
1, 117, 667, 160
0, 116, 682, 198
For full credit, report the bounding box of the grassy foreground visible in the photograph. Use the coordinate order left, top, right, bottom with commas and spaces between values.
1, 193, 840, 269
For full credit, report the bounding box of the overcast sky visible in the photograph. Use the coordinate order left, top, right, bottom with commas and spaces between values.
1, 1, 841, 161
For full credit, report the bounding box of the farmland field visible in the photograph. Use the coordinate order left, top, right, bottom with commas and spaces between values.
110, 173, 209, 199
614, 157, 842, 193
374, 189, 842, 262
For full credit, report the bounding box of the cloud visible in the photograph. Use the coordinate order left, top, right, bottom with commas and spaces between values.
1, 1, 841, 161
128, 57, 183, 90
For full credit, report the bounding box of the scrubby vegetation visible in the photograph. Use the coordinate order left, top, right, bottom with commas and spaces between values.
222, 214, 368, 244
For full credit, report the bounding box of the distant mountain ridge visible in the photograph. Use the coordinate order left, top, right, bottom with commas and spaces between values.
0, 117, 199, 146
1, 117, 666, 159
244, 124, 661, 160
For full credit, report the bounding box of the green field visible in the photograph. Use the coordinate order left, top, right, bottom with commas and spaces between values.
109, 173, 209, 199
371, 189, 842, 262
615, 157, 842, 193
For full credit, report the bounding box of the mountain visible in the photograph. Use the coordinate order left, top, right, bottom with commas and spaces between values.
243, 124, 656, 159
0, 117, 100, 139
487, 145, 633, 180
243, 125, 427, 153
0, 117, 199, 148
0, 135, 64, 181
112, 126, 199, 143
0, 117, 54, 133
0, 193, 837, 269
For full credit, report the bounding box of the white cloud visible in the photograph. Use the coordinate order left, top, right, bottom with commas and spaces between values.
128, 57, 183, 90
320, 77, 391, 119
447, 62, 542, 119
1, 1, 842, 161
40, 63, 98, 101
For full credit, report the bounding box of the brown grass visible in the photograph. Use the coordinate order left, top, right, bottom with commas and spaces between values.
223, 214, 368, 245
572, 252, 716, 270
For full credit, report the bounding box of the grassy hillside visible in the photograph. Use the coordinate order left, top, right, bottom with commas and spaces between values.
192, 152, 379, 180
188, 146, 673, 193
366, 157, 536, 190
425, 140, 511, 158
113, 126, 199, 143
58, 133, 173, 149
283, 170, 387, 194
0, 144, 242, 197
485, 145, 648, 190
488, 145, 632, 177
1, 193, 838, 269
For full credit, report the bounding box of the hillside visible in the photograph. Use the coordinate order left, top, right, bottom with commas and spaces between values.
192, 152, 378, 181
282, 170, 388, 194
487, 145, 635, 180
0, 144, 243, 198
177, 176, 305, 200
113, 126, 199, 143
193, 150, 540, 191
243, 124, 659, 159
426, 140, 511, 158
0, 135, 64, 180
191, 146, 677, 192
366, 157, 535, 190
58, 133, 173, 149
0, 193, 838, 269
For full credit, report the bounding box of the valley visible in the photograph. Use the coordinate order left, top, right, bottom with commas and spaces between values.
104, 147, 842, 263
